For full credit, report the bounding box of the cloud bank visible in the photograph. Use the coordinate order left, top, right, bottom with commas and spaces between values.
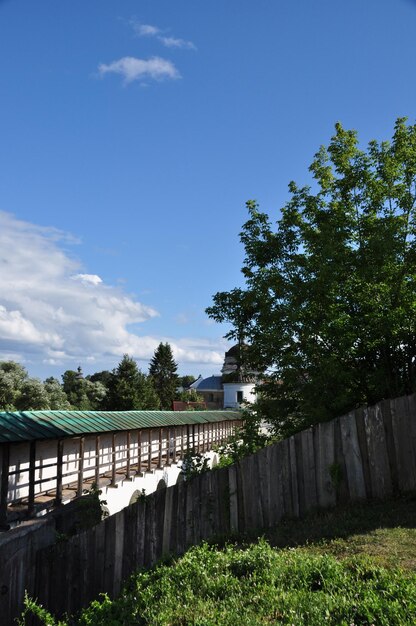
0, 212, 223, 370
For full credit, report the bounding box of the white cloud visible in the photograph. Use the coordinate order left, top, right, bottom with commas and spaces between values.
0, 211, 158, 363
72, 274, 103, 286
131, 22, 161, 37
98, 56, 180, 84
0, 305, 61, 346
0, 212, 225, 371
171, 340, 224, 366
159, 36, 196, 50
130, 19, 196, 51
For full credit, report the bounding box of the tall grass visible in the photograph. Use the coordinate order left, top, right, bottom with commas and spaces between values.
20, 538, 416, 626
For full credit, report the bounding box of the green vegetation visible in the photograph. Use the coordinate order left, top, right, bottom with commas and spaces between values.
177, 387, 206, 408
62, 367, 106, 410
0, 344, 192, 411
180, 447, 210, 480
207, 118, 416, 437
106, 354, 160, 410
19, 495, 416, 626
216, 407, 270, 467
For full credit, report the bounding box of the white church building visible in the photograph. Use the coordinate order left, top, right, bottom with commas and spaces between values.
189, 344, 258, 409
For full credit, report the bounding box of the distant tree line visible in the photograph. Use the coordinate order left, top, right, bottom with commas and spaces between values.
0, 343, 200, 411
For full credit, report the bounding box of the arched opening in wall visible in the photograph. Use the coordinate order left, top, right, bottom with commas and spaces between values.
129, 490, 140, 505
156, 479, 167, 490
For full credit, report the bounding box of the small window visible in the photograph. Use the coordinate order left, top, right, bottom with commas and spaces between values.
236, 390, 244, 403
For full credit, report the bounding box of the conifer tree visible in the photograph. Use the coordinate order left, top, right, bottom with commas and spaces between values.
106, 354, 160, 410
149, 343, 178, 410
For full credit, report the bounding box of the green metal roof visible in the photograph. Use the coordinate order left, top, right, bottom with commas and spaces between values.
0, 410, 241, 444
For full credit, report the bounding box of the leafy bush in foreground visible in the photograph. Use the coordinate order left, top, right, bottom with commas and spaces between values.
20, 539, 416, 626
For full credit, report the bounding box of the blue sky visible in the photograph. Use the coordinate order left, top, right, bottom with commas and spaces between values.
0, 0, 415, 379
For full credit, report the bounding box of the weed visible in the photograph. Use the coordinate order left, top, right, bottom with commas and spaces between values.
180, 448, 209, 480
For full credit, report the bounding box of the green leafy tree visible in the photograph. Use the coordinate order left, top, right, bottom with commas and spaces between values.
207, 118, 416, 436
178, 388, 205, 404
15, 378, 50, 411
87, 370, 112, 388
149, 343, 178, 410
106, 354, 160, 410
0, 361, 29, 409
177, 375, 197, 389
44, 377, 72, 410
61, 367, 91, 409
85, 379, 107, 410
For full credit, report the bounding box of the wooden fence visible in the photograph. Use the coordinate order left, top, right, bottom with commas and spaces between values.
2, 393, 416, 623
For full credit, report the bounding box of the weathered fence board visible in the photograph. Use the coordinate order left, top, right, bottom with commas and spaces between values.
216, 466, 231, 536
314, 420, 336, 508
333, 418, 350, 504
390, 395, 416, 492
378, 399, 399, 493
364, 404, 392, 499
121, 498, 138, 581
293, 434, 306, 515
228, 464, 238, 533
288, 436, 300, 518
339, 412, 366, 501
92, 514, 106, 601
103, 512, 117, 597
301, 428, 318, 512
255, 448, 269, 528
407, 394, 416, 461
162, 485, 174, 557
265, 443, 279, 526
353, 406, 372, 498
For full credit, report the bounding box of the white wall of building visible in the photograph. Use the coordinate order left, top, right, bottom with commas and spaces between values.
3, 428, 222, 518
103, 450, 219, 516
223, 382, 256, 409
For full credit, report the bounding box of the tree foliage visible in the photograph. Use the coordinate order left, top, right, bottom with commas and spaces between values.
0, 361, 28, 409
61, 367, 107, 410
44, 377, 72, 410
15, 378, 50, 411
149, 343, 178, 410
177, 375, 197, 389
106, 354, 160, 410
207, 118, 416, 435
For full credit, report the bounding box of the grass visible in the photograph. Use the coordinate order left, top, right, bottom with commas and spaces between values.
263, 492, 416, 571
20, 493, 416, 626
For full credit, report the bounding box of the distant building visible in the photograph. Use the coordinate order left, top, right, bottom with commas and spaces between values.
188, 345, 258, 409
189, 375, 223, 409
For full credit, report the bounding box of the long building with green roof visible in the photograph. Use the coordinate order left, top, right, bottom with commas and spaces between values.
0, 409, 241, 529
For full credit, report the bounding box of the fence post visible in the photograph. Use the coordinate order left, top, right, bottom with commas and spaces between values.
55, 439, 64, 505
126, 432, 131, 480
95, 436, 100, 485
0, 443, 10, 529
28, 440, 36, 515
77, 436, 85, 497
110, 433, 117, 487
